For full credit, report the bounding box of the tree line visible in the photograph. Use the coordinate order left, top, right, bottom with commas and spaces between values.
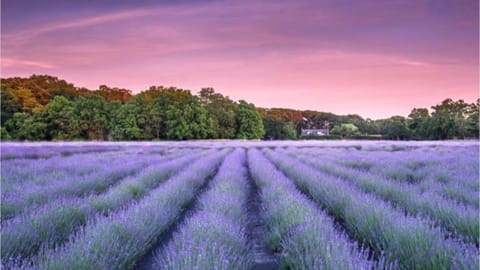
1, 75, 478, 141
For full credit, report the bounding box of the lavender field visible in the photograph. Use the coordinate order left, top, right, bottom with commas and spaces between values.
1, 141, 479, 270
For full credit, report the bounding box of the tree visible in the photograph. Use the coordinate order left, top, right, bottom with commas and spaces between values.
382, 119, 411, 140
465, 99, 479, 138
93, 85, 133, 103
235, 101, 264, 139
112, 96, 148, 140
43, 96, 79, 140
426, 99, 469, 140
331, 123, 359, 138
1, 127, 11, 140
1, 90, 23, 125
5, 112, 46, 140
146, 95, 171, 139
263, 119, 297, 140
1, 74, 79, 106
74, 94, 111, 140
342, 114, 369, 134
199, 88, 237, 139
139, 86, 192, 103
165, 96, 212, 140
8, 87, 42, 112
408, 108, 430, 139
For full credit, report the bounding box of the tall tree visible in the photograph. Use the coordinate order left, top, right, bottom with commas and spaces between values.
331, 123, 360, 138
0, 90, 23, 125
263, 118, 297, 140
235, 101, 264, 139
8, 87, 42, 112
42, 96, 79, 140
166, 96, 212, 140
408, 108, 430, 139
147, 95, 171, 139
382, 118, 411, 140
74, 94, 111, 140
5, 112, 46, 141
199, 88, 237, 139
465, 99, 479, 138
111, 96, 147, 140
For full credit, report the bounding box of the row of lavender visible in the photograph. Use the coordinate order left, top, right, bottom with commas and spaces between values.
1, 142, 479, 269
1, 147, 217, 268
1, 148, 193, 220
155, 148, 388, 269
264, 147, 479, 269
284, 147, 479, 244
297, 145, 479, 207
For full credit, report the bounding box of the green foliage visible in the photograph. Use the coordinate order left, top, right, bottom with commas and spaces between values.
43, 96, 79, 140
1, 127, 11, 140
263, 119, 297, 140
407, 108, 430, 139
1, 75, 477, 141
406, 99, 478, 140
199, 88, 237, 139
139, 86, 192, 102
146, 95, 170, 139
74, 94, 112, 140
112, 96, 148, 140
235, 101, 265, 139
5, 112, 46, 140
166, 96, 212, 140
381, 117, 411, 140
331, 123, 360, 137
1, 90, 23, 125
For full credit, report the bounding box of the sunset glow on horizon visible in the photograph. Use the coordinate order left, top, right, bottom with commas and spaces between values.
2, 0, 478, 119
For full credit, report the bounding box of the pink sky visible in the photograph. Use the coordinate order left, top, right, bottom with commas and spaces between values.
2, 0, 478, 119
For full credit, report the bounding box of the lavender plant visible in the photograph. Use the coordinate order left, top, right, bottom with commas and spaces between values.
1, 151, 180, 220
1, 150, 205, 264
287, 148, 479, 244
264, 149, 479, 269
32, 149, 228, 270
248, 149, 388, 269
155, 148, 253, 270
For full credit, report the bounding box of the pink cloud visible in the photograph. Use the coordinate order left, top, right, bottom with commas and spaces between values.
2, 58, 54, 69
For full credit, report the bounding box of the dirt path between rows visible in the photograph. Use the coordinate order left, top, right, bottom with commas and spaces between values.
246, 162, 280, 270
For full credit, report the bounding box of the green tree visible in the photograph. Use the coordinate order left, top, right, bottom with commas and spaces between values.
166, 96, 212, 140
74, 94, 111, 140
426, 99, 469, 140
1, 127, 11, 140
5, 112, 46, 140
331, 123, 359, 138
382, 119, 411, 140
146, 95, 171, 140
139, 86, 191, 103
1, 90, 23, 125
263, 119, 297, 140
112, 97, 147, 140
465, 99, 479, 138
235, 101, 264, 139
43, 96, 79, 140
199, 88, 237, 139
408, 108, 430, 139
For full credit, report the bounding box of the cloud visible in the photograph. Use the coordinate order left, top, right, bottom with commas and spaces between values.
2, 58, 54, 69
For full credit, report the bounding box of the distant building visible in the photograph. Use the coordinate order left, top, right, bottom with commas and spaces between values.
300, 128, 330, 136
